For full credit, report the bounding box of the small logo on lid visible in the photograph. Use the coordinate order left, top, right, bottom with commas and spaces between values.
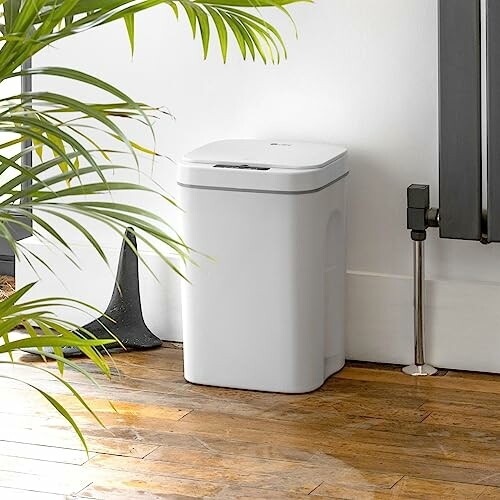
270, 143, 292, 147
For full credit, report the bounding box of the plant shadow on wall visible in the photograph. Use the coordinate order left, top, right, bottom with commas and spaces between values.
0, 0, 309, 451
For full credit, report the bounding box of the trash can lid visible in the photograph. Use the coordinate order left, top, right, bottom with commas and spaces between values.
183, 139, 347, 170
179, 139, 348, 193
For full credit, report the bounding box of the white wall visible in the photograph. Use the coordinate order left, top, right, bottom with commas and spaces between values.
17, 0, 500, 372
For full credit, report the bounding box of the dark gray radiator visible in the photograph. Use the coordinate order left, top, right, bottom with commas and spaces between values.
487, 0, 500, 242
439, 0, 482, 241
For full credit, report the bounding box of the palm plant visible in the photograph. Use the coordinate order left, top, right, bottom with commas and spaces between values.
0, 0, 308, 451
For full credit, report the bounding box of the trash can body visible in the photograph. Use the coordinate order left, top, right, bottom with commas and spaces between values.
178, 140, 348, 393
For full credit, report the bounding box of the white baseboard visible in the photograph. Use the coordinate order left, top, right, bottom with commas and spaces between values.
16, 238, 500, 373
347, 271, 500, 373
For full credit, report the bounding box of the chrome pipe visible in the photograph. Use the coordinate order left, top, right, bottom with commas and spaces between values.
414, 240, 425, 366
403, 239, 437, 376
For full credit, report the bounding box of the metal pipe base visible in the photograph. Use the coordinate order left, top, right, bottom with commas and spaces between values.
402, 364, 438, 376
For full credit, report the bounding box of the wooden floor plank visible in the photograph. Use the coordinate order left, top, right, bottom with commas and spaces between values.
0, 441, 93, 464
0, 487, 67, 499
214, 485, 308, 498
0, 428, 160, 458
479, 486, 500, 499
84, 454, 323, 494
312, 476, 488, 499
78, 474, 225, 499
423, 411, 500, 433
0, 468, 91, 496
388, 477, 488, 499
324, 376, 500, 411
335, 367, 500, 395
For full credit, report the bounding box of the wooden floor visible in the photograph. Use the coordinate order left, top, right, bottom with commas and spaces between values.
0, 345, 500, 499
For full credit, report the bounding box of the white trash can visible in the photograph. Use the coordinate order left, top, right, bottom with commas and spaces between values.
178, 140, 348, 393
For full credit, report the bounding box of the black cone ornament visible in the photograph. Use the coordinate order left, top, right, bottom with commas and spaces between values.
79, 227, 162, 349
25, 227, 162, 357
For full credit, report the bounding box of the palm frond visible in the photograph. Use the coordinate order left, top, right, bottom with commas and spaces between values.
0, 0, 308, 70
0, 0, 310, 454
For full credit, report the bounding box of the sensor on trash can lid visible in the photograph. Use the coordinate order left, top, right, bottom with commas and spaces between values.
183, 140, 347, 170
